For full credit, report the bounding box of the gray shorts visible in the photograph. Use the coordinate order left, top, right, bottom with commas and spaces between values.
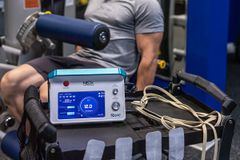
27, 56, 104, 80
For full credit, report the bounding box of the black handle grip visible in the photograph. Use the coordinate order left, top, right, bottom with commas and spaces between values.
177, 71, 236, 115
24, 86, 56, 143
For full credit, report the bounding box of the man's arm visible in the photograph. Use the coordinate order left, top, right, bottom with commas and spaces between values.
135, 32, 163, 91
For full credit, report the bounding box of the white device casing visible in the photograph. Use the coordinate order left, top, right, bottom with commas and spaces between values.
49, 74, 126, 124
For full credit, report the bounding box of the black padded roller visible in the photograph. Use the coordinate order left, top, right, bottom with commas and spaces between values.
24, 86, 56, 143
177, 71, 228, 102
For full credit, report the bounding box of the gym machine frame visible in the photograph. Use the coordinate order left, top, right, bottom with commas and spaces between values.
19, 71, 236, 160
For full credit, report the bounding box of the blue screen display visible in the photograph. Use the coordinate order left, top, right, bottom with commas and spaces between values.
58, 91, 105, 119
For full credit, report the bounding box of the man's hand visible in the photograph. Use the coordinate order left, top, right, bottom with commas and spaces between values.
136, 32, 163, 91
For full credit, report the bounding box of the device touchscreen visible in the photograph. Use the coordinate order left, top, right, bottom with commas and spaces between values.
58, 91, 105, 119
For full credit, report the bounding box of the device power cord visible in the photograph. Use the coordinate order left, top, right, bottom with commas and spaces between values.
131, 85, 223, 160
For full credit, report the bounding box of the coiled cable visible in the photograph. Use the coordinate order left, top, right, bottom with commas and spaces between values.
131, 85, 223, 160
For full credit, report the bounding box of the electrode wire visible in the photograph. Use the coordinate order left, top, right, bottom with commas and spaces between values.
131, 85, 223, 160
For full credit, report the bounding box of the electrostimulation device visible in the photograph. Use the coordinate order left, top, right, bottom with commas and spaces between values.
48, 68, 126, 124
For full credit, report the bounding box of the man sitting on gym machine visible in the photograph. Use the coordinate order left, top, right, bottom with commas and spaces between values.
0, 0, 164, 121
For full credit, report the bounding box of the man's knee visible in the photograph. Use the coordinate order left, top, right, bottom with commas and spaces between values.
39, 82, 48, 103
40, 92, 48, 103
1, 72, 20, 99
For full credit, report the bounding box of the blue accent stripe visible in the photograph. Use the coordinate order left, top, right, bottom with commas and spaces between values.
48, 68, 127, 79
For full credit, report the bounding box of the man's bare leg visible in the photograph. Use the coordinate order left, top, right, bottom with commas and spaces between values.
39, 81, 48, 103
0, 64, 45, 121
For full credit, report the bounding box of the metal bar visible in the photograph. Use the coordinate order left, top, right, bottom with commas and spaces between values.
173, 48, 186, 56
219, 118, 235, 160
0, 63, 16, 76
0, 63, 16, 69
2, 45, 21, 56
168, 0, 176, 77
0, 130, 6, 140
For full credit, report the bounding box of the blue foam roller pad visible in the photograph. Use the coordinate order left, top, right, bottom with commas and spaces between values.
36, 14, 110, 50
1, 131, 20, 160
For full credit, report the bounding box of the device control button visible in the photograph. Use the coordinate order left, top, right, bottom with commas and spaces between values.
112, 102, 120, 111
112, 88, 119, 95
